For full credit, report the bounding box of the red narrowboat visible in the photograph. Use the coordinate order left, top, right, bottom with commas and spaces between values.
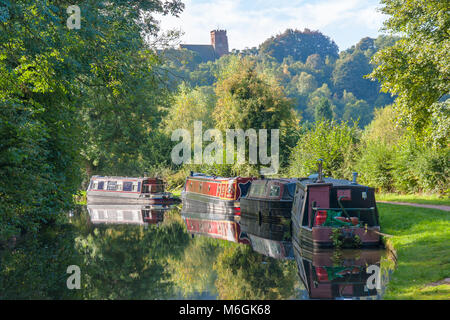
181, 172, 254, 220
87, 176, 175, 205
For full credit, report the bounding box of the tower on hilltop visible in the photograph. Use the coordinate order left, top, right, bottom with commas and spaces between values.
210, 29, 229, 58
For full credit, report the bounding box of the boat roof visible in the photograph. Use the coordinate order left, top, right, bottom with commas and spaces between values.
297, 177, 367, 187
90, 176, 162, 181
188, 172, 253, 181
251, 178, 298, 185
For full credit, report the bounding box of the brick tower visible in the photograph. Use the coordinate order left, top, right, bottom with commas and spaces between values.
210, 29, 229, 58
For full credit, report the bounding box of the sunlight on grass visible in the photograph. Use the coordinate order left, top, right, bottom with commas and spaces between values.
378, 203, 450, 300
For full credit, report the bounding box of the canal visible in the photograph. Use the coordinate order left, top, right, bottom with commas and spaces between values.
0, 205, 395, 300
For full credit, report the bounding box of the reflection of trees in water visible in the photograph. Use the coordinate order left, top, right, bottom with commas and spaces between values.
213, 245, 299, 299
0, 207, 190, 300
76, 221, 189, 299
0, 223, 83, 299
1, 207, 301, 300
167, 236, 222, 298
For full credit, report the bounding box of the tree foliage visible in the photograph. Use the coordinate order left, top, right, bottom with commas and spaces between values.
369, 0, 450, 144
288, 120, 360, 179
0, 0, 184, 241
259, 28, 339, 63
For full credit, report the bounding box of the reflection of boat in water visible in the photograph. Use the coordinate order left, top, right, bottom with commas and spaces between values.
182, 215, 250, 244
294, 243, 383, 300
240, 201, 293, 259
87, 204, 169, 225
291, 165, 381, 248
87, 176, 176, 205
247, 234, 293, 260
181, 172, 254, 220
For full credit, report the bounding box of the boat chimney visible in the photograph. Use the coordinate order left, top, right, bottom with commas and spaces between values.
317, 159, 324, 183
352, 172, 358, 184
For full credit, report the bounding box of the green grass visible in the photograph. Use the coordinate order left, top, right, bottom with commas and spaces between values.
378, 203, 450, 299
377, 193, 450, 206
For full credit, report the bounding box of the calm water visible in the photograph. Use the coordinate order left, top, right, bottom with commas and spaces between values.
0, 204, 395, 300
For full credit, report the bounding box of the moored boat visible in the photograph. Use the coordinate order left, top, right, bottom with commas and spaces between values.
240, 178, 297, 225
181, 172, 254, 220
291, 165, 381, 249
87, 176, 176, 205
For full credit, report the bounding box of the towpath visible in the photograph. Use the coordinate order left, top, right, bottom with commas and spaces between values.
378, 201, 450, 212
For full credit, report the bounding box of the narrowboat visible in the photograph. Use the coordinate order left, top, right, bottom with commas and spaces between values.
182, 212, 250, 244
291, 165, 381, 249
181, 172, 254, 220
87, 204, 167, 225
87, 176, 176, 205
294, 245, 384, 299
240, 178, 297, 225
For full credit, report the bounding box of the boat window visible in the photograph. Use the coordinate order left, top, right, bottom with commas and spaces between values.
117, 183, 123, 191
107, 181, 117, 191
97, 181, 104, 190
123, 182, 133, 192
93, 181, 98, 190
269, 185, 280, 197
286, 183, 296, 198
132, 183, 137, 191
250, 183, 266, 197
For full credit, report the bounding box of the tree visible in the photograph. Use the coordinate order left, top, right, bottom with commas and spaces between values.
259, 29, 339, 63
162, 84, 216, 135
0, 0, 184, 241
213, 57, 297, 172
369, 0, 450, 144
296, 72, 318, 95
314, 98, 333, 122
332, 51, 378, 102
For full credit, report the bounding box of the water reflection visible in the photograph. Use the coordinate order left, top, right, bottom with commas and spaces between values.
0, 205, 394, 300
87, 204, 166, 226
294, 245, 389, 299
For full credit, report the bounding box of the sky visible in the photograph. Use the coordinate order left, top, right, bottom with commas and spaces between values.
156, 0, 388, 52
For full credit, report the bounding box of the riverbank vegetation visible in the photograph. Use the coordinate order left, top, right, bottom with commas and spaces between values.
1, 0, 448, 242
0, 0, 448, 300
379, 203, 450, 299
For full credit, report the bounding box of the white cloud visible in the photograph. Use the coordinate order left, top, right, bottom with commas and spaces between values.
155, 0, 387, 51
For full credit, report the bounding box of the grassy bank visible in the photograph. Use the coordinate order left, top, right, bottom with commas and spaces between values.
377, 193, 450, 206
378, 203, 450, 299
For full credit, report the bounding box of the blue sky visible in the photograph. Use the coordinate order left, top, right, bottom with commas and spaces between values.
156, 0, 387, 51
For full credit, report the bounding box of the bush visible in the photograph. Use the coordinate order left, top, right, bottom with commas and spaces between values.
288, 120, 360, 179
356, 142, 395, 191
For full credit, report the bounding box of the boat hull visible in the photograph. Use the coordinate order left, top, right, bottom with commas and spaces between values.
294, 225, 381, 249
87, 190, 176, 205
181, 191, 238, 219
